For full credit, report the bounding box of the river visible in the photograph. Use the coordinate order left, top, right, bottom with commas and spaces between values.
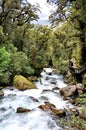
0, 68, 71, 130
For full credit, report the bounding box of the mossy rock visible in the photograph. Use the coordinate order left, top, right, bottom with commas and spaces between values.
13, 75, 37, 90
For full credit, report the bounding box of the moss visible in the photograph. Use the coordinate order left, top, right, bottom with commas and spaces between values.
13, 75, 37, 90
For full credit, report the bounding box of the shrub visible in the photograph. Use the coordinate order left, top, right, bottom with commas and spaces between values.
0, 47, 11, 84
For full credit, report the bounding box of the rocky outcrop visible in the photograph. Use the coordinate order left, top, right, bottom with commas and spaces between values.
60, 83, 84, 99
13, 75, 37, 90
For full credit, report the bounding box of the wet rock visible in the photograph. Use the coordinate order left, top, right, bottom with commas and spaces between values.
45, 77, 49, 80
16, 107, 31, 113
42, 89, 53, 93
51, 107, 66, 117
60, 85, 76, 98
7, 94, 16, 98
0, 86, 3, 90
0, 90, 4, 98
13, 75, 37, 90
38, 102, 56, 111
0, 107, 7, 112
60, 83, 84, 99
29, 96, 39, 102
7, 86, 14, 90
39, 104, 48, 111
52, 87, 60, 91
27, 76, 38, 82
76, 83, 84, 94
45, 101, 56, 108
69, 107, 79, 116
50, 80, 57, 85
39, 102, 66, 117
38, 96, 48, 102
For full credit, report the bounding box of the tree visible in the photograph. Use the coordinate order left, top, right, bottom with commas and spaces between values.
0, 0, 40, 34
48, 0, 86, 65
0, 47, 11, 84
22, 25, 54, 75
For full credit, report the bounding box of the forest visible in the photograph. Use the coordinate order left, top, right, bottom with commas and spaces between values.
0, 0, 86, 129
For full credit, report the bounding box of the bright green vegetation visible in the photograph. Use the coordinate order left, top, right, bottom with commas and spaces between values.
0, 0, 86, 85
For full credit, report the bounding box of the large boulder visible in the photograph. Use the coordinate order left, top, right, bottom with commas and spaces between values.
13, 75, 37, 90
60, 83, 84, 99
60, 85, 76, 98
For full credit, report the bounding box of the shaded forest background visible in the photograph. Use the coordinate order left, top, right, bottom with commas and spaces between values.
0, 0, 86, 85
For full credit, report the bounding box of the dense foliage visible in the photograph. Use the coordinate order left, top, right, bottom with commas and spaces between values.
0, 0, 86, 85
0, 0, 53, 84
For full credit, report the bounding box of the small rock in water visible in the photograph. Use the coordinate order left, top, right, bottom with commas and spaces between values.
50, 80, 57, 85
52, 87, 60, 90
38, 101, 66, 117
42, 89, 53, 93
0, 90, 4, 98
29, 96, 39, 102
0, 107, 7, 112
7, 86, 14, 90
0, 86, 3, 90
51, 107, 66, 117
38, 101, 56, 111
16, 107, 31, 113
45, 77, 49, 80
38, 96, 48, 102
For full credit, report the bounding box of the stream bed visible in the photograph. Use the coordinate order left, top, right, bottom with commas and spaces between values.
0, 68, 72, 130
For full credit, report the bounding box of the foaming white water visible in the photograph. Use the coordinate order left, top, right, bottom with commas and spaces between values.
0, 109, 61, 130
0, 68, 69, 130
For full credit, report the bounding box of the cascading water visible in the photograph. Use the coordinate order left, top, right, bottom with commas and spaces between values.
0, 68, 71, 130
